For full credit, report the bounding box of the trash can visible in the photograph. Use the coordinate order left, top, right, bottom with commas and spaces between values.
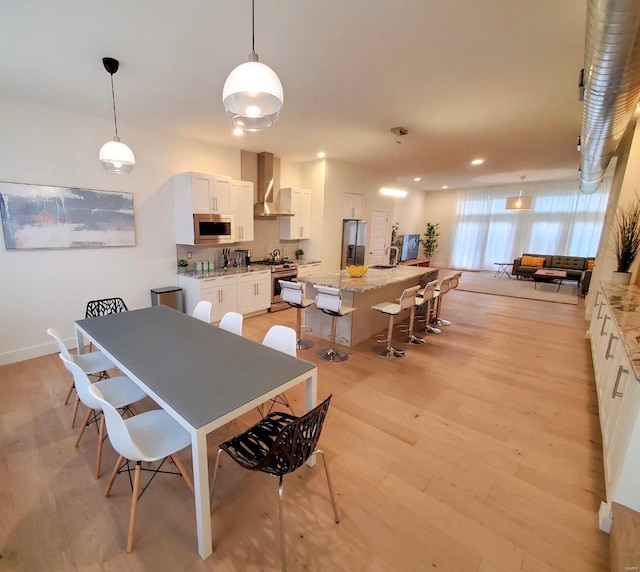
150, 286, 184, 312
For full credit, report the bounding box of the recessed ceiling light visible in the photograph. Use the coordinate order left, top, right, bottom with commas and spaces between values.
414, 177, 421, 182
442, 185, 449, 189
471, 158, 484, 165
232, 127, 244, 136
379, 187, 408, 198
317, 151, 326, 158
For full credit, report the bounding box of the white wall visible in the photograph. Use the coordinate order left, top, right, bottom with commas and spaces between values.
0, 95, 258, 364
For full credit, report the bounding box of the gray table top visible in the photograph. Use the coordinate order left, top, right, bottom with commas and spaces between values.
75, 306, 315, 429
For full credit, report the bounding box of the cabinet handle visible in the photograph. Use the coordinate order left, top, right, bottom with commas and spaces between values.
596, 301, 604, 320
612, 365, 628, 398
605, 334, 618, 359
600, 314, 610, 336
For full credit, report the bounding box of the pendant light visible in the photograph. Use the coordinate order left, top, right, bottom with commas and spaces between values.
505, 176, 532, 210
222, 0, 283, 131
99, 57, 135, 174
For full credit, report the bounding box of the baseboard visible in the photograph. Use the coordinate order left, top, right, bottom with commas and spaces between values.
0, 337, 75, 366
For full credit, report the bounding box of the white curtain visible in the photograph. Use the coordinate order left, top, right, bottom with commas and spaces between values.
450, 179, 611, 271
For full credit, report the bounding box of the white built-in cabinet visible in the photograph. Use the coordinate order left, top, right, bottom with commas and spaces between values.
280, 187, 312, 239
173, 172, 254, 245
231, 179, 254, 242
589, 284, 640, 532
179, 269, 270, 323
236, 270, 271, 314
343, 192, 363, 219
297, 261, 322, 280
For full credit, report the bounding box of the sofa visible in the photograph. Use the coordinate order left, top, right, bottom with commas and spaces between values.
512, 253, 595, 295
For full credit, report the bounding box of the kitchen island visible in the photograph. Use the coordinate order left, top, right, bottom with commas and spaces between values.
303, 266, 439, 347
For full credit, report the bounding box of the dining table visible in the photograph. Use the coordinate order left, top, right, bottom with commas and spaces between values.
75, 304, 318, 560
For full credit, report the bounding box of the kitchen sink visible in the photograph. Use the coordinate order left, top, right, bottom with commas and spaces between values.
370, 264, 396, 269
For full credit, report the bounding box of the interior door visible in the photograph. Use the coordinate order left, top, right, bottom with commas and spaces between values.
369, 210, 388, 265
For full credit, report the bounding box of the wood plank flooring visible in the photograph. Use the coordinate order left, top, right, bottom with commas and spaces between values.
0, 288, 609, 571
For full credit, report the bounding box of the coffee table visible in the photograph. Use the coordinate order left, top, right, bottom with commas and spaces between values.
533, 268, 567, 291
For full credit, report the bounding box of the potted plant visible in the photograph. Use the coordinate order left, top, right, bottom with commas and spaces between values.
612, 198, 640, 285
295, 248, 304, 260
421, 222, 440, 264
177, 258, 188, 274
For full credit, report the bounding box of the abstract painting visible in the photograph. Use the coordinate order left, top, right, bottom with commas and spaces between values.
0, 182, 135, 249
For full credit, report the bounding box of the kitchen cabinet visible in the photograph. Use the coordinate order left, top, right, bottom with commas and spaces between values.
173, 172, 232, 215
280, 187, 312, 239
236, 269, 271, 314
231, 179, 254, 242
589, 283, 640, 532
297, 261, 322, 280
343, 192, 363, 219
179, 274, 237, 323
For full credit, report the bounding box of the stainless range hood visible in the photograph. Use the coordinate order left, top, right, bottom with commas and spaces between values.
241, 150, 293, 217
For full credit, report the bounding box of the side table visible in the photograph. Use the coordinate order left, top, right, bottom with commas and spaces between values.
493, 262, 513, 279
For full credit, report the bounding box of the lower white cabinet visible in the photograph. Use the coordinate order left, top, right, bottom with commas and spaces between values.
236, 270, 271, 315
589, 283, 640, 531
179, 270, 270, 323
297, 261, 322, 280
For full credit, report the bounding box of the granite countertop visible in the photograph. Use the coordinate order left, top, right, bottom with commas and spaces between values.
306, 266, 437, 293
180, 267, 268, 279
602, 282, 640, 380
296, 259, 322, 264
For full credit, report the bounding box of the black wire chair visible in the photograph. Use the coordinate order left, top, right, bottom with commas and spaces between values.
85, 298, 128, 351
210, 394, 339, 572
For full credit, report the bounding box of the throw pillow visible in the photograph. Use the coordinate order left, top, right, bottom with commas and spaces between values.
521, 255, 546, 267
587, 259, 595, 271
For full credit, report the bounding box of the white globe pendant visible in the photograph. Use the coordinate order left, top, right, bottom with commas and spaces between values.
99, 138, 136, 174
223, 57, 283, 131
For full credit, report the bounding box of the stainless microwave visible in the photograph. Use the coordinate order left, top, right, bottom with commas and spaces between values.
193, 213, 234, 244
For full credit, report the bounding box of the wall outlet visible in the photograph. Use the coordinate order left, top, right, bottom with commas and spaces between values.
187, 252, 192, 259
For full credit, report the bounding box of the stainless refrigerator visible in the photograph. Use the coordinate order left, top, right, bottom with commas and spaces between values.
341, 219, 367, 268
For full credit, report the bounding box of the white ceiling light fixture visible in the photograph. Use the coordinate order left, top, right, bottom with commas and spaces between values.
413, 177, 421, 182
471, 158, 484, 165
222, 0, 283, 132
99, 57, 135, 174
317, 151, 326, 158
379, 187, 408, 198
505, 176, 533, 210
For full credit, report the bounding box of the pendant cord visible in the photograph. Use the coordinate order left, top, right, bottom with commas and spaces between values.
110, 73, 119, 140
251, 0, 255, 52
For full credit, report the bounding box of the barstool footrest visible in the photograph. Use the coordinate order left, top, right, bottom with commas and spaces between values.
375, 346, 405, 358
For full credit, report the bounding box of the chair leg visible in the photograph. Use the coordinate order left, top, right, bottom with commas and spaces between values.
170, 454, 194, 494
403, 306, 425, 345
64, 380, 75, 405
375, 314, 404, 358
314, 450, 340, 523
75, 408, 93, 448
295, 307, 313, 350
105, 455, 124, 497
95, 414, 105, 479
209, 448, 224, 511
278, 475, 287, 572
71, 396, 81, 428
126, 461, 142, 553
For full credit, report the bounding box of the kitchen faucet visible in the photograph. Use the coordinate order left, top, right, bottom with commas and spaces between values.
385, 245, 399, 266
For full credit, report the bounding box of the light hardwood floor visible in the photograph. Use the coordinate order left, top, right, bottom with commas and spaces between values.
0, 288, 609, 571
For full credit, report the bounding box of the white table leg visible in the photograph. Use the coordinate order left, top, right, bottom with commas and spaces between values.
75, 326, 86, 355
192, 430, 212, 559
306, 368, 318, 467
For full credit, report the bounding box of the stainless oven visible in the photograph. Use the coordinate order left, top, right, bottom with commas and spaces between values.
270, 266, 298, 311
193, 213, 234, 244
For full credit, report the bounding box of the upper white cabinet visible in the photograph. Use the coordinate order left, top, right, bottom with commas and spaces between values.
174, 172, 232, 215
232, 179, 254, 242
343, 192, 363, 219
280, 187, 312, 239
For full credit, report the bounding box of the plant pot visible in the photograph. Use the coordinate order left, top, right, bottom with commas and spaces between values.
611, 271, 631, 285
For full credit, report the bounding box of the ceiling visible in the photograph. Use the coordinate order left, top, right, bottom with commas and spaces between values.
0, 0, 587, 191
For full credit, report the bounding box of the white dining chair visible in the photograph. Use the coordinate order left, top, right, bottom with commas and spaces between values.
88, 384, 194, 553
59, 354, 148, 479
48, 327, 116, 428
192, 300, 212, 323
219, 311, 243, 335
260, 325, 298, 416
